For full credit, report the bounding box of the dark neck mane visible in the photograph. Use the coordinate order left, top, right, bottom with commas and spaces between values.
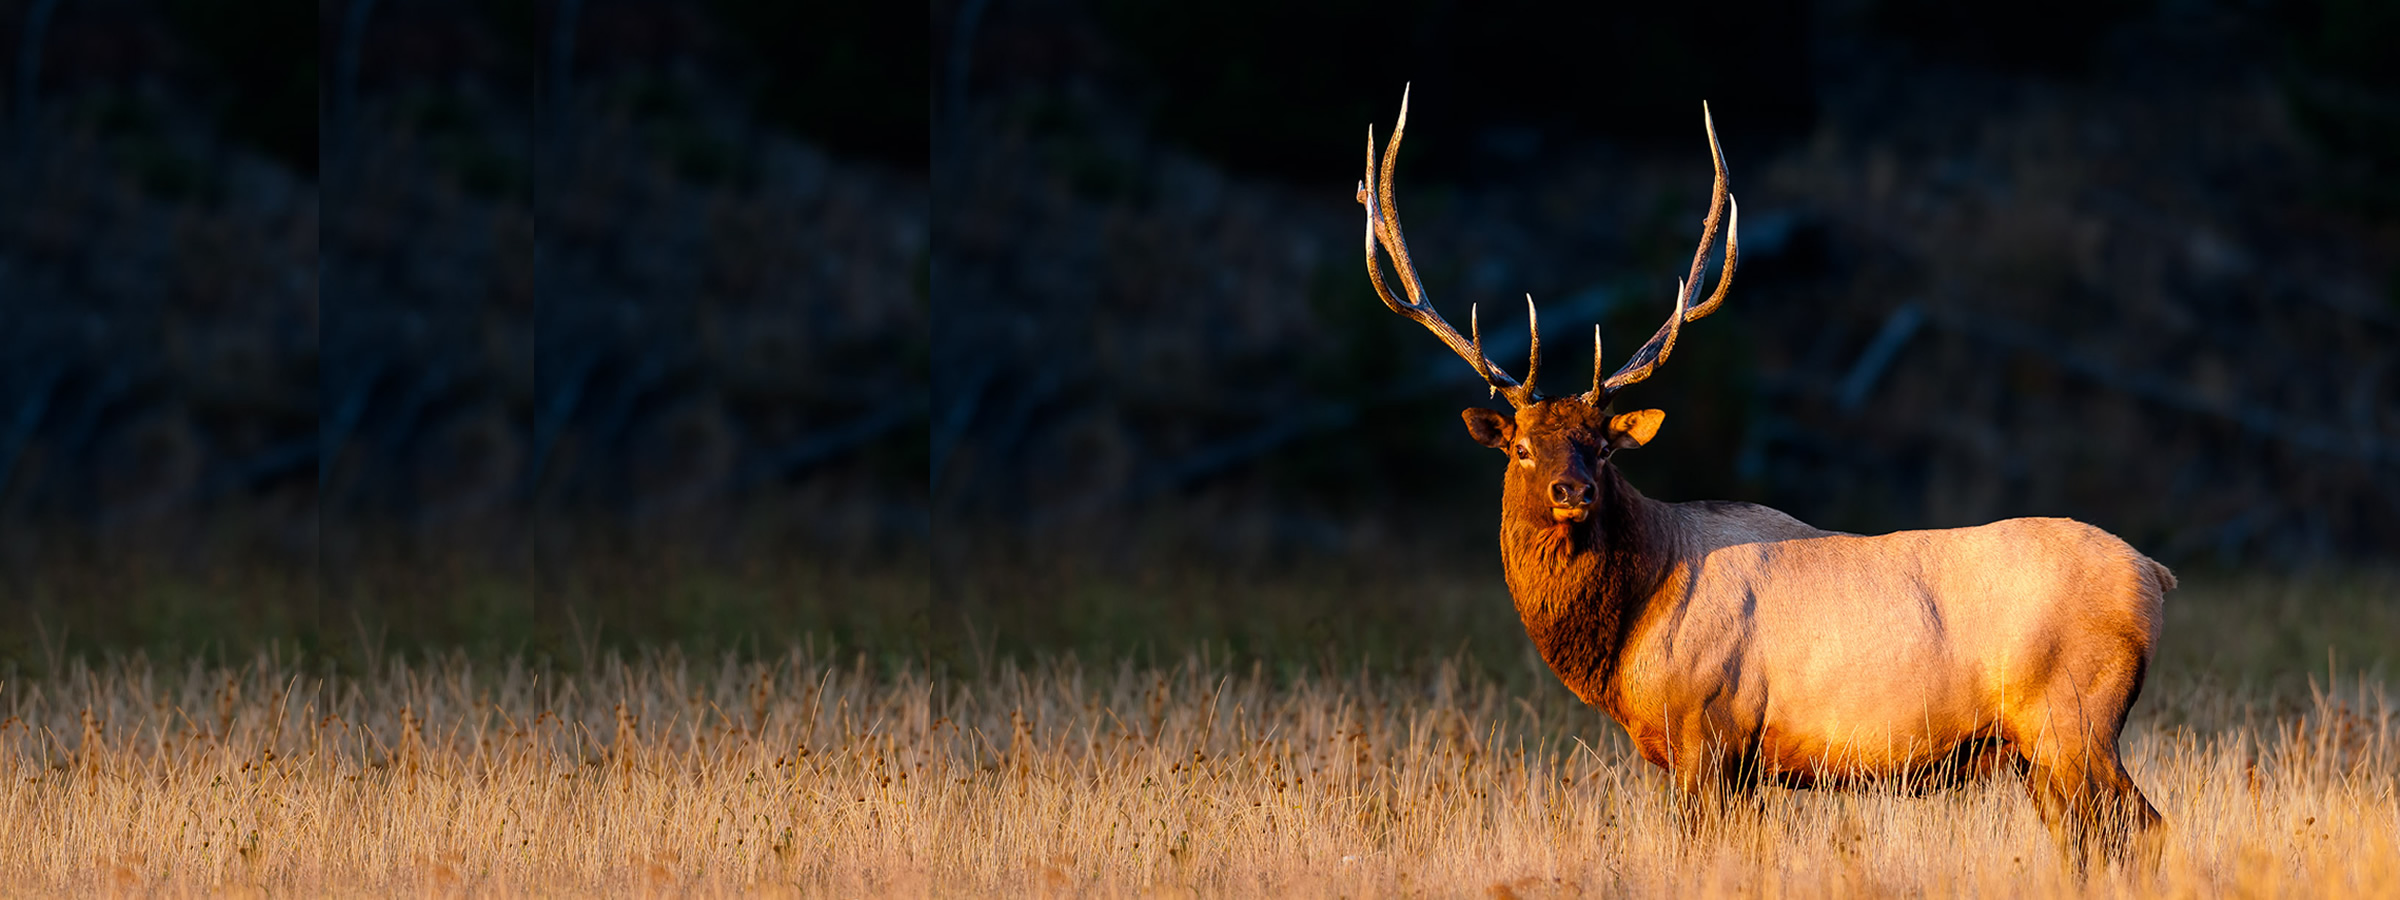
1497, 463, 1669, 716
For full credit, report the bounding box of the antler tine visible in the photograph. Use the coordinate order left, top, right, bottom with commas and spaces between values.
1361, 128, 1487, 384
1374, 89, 1430, 311
1682, 104, 1738, 323
1359, 87, 1540, 407
1594, 277, 1690, 398
1685, 195, 1739, 322
1524, 294, 1540, 395
1471, 303, 1494, 398
1587, 102, 1737, 404
1589, 324, 1603, 402
1359, 133, 1433, 322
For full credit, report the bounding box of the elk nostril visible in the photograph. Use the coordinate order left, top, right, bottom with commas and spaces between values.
1551, 480, 1591, 506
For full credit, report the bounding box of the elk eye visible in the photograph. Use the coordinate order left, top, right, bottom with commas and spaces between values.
1514, 444, 1530, 461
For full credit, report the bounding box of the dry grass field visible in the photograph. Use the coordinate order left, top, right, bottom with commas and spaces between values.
2, 571, 2394, 896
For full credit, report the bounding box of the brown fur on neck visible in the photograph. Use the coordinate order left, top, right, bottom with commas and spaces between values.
1498, 460, 1663, 718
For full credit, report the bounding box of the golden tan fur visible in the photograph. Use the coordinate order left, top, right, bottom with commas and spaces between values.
1469, 398, 2171, 870
1369, 95, 2166, 870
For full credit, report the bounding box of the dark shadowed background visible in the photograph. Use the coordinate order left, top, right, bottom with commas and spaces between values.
929, 0, 2398, 659
0, 0, 2393, 673
1, 0, 926, 667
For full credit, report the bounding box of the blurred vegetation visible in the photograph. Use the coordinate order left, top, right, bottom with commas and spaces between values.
941, 0, 2399, 570
2278, 0, 2400, 215
8, 0, 2394, 678
3, 0, 927, 674
3, 550, 926, 677
10, 543, 2389, 709
939, 527, 2400, 698
2151, 569, 2400, 695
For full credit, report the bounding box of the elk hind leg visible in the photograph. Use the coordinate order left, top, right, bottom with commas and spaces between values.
2016, 644, 2164, 872
2094, 755, 2165, 870
2021, 752, 2162, 874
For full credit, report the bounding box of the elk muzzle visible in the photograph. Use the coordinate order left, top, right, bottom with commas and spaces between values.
1550, 478, 1595, 522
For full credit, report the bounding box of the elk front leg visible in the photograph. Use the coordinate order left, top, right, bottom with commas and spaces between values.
1668, 744, 1763, 845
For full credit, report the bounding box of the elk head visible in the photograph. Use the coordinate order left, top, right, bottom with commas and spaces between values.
1358, 88, 1737, 542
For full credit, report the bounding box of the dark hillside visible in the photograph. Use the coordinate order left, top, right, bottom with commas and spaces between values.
930, 0, 2399, 608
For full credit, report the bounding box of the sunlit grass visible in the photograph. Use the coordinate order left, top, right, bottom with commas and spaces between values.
4, 570, 2396, 895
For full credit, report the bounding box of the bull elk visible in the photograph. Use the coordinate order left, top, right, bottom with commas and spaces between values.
1357, 90, 2170, 869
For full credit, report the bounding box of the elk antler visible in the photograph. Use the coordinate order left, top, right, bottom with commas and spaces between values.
1360, 87, 1542, 408
1585, 103, 1739, 406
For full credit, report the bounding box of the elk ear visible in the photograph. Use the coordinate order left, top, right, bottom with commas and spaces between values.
1462, 408, 1514, 449
1607, 409, 1664, 451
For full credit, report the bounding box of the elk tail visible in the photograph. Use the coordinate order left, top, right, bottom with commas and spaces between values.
2144, 557, 2178, 594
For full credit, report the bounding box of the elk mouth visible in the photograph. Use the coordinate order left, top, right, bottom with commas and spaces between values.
1550, 506, 1589, 524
